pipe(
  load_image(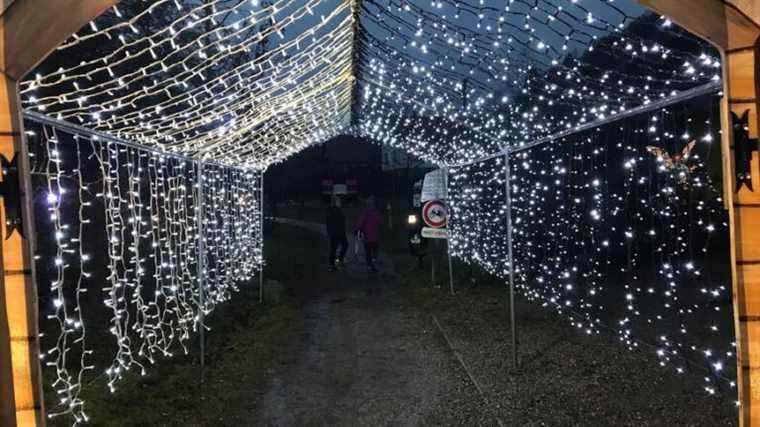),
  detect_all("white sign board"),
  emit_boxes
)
[332,184,347,195]
[421,227,448,239]
[421,169,447,202]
